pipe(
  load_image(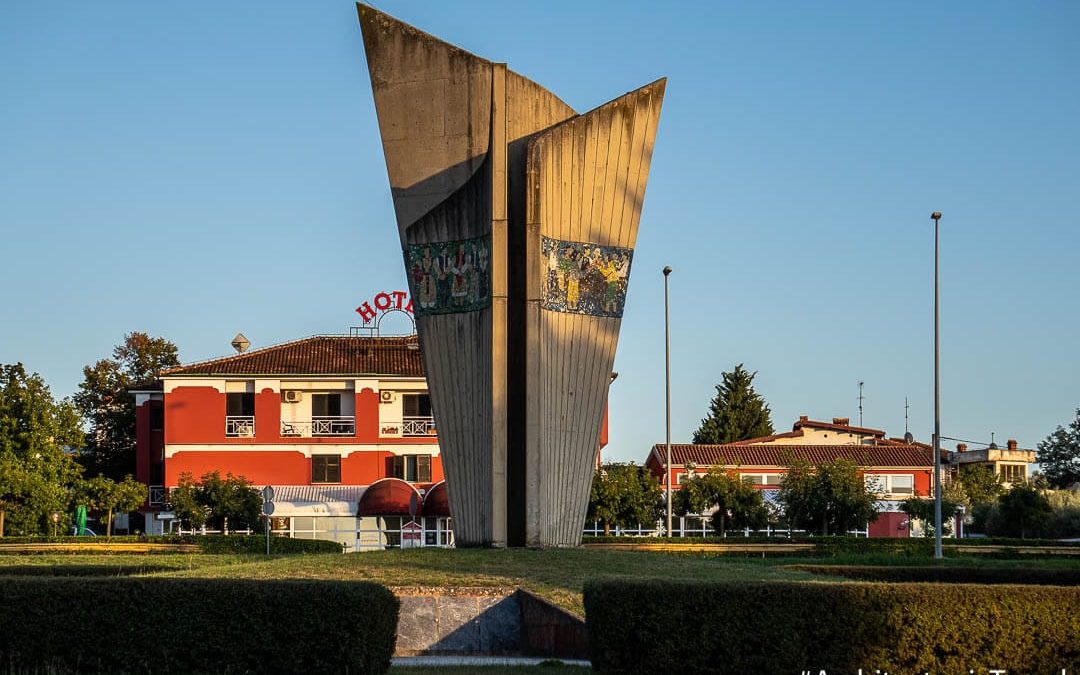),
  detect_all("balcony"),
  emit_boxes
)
[280,416,356,437]
[225,416,255,437]
[402,416,437,437]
